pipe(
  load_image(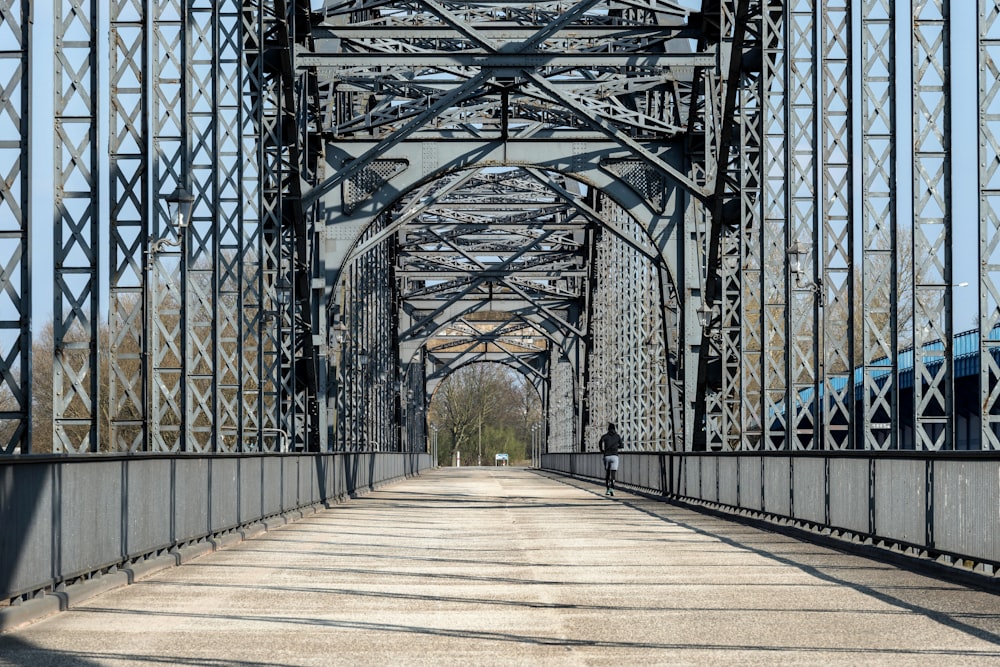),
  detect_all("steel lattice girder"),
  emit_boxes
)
[0,0,30,454]
[395,170,587,387]
[10,0,997,456]
[979,0,1000,449]
[312,0,729,452]
[53,0,101,453]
